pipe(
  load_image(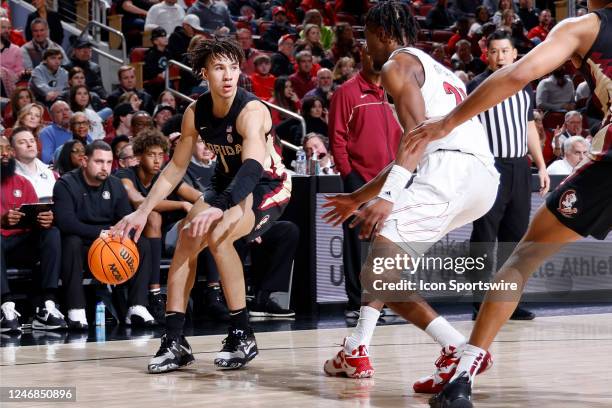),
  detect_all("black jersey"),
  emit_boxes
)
[193,88,291,210]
